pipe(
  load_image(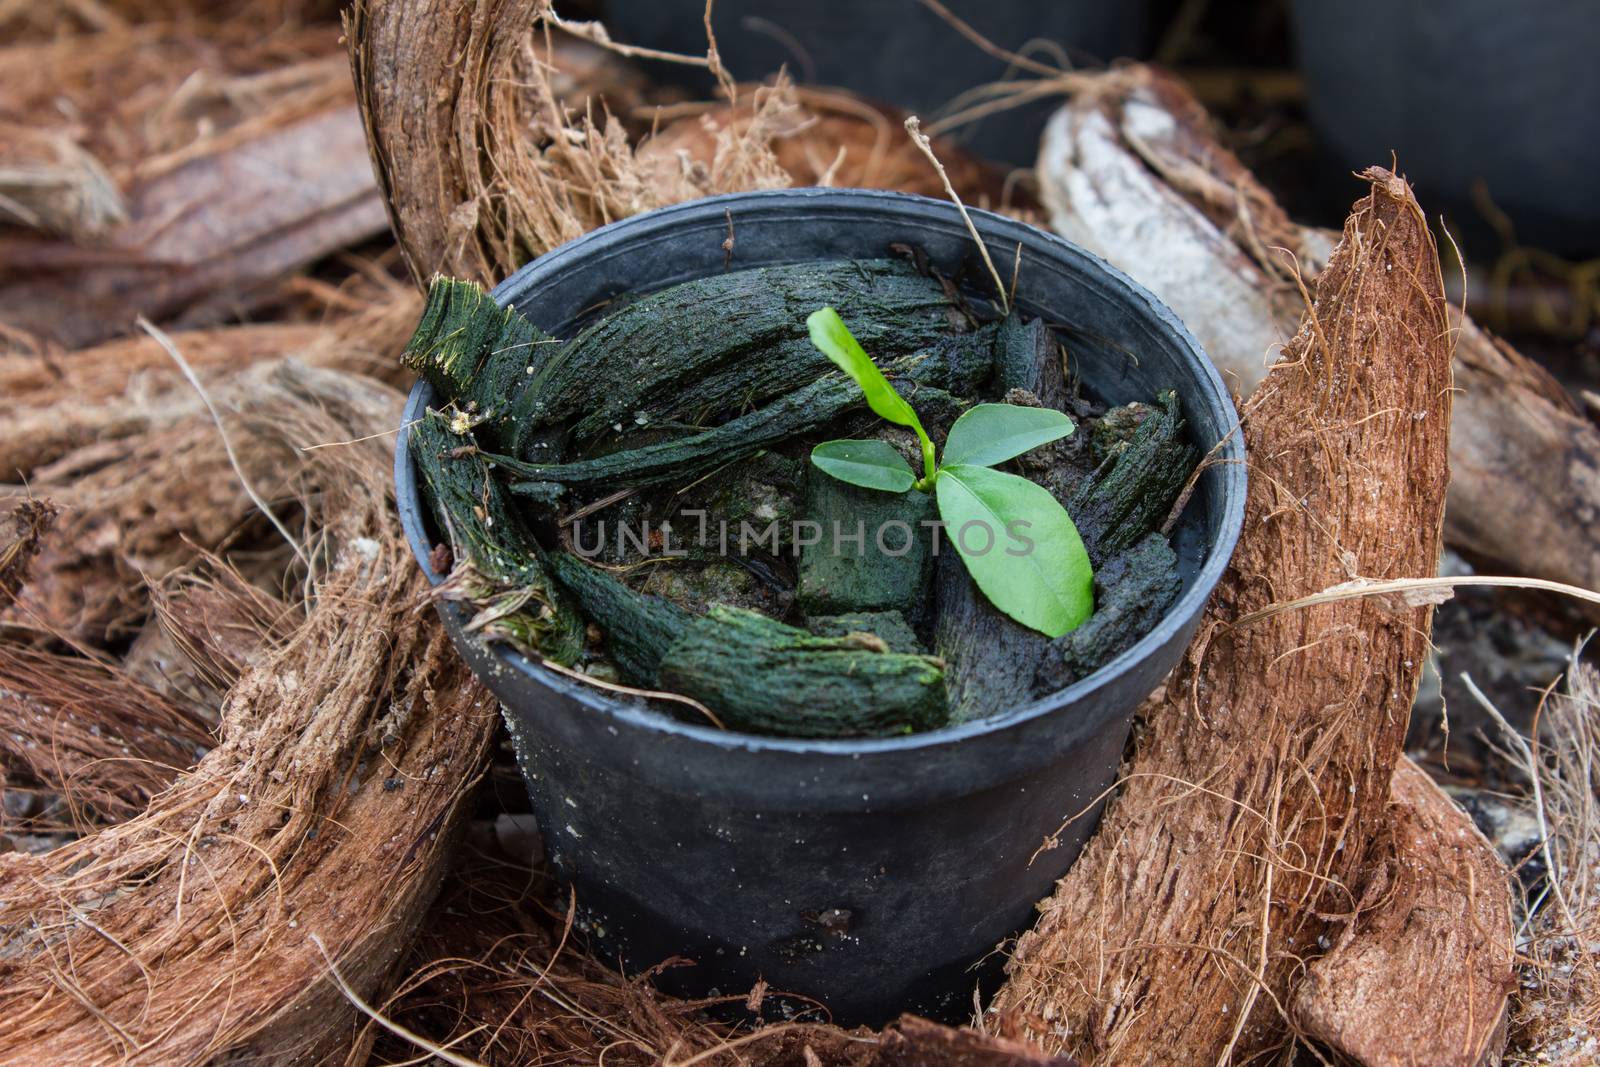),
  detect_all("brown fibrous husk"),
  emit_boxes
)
[994,167,1463,1063]
[0,644,214,834]
[347,0,1031,289]
[0,294,418,647]
[1036,64,1600,617]
[348,0,783,285]
[1290,757,1516,1066]
[0,353,501,1063]
[0,10,379,345]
